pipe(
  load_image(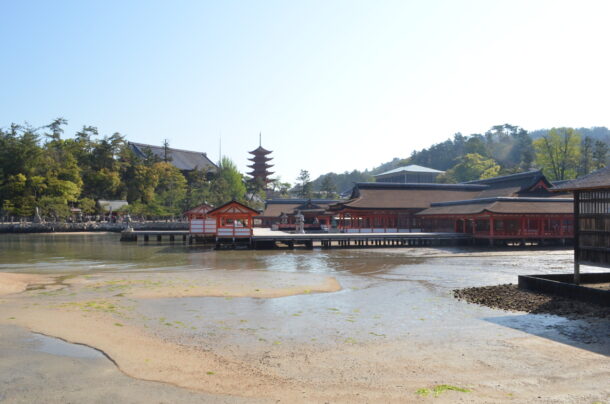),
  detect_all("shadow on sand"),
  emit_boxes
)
[484,313,610,357]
